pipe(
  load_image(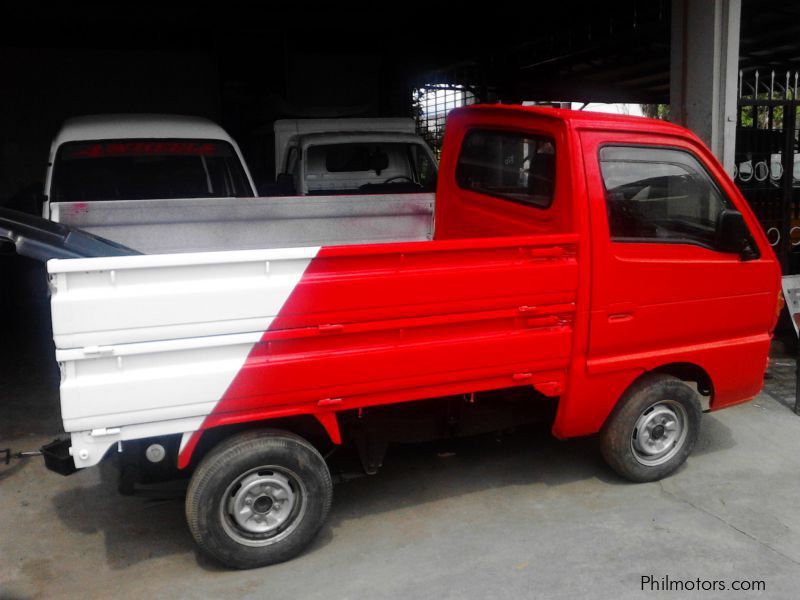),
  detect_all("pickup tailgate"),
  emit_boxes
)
[48,234,579,466]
